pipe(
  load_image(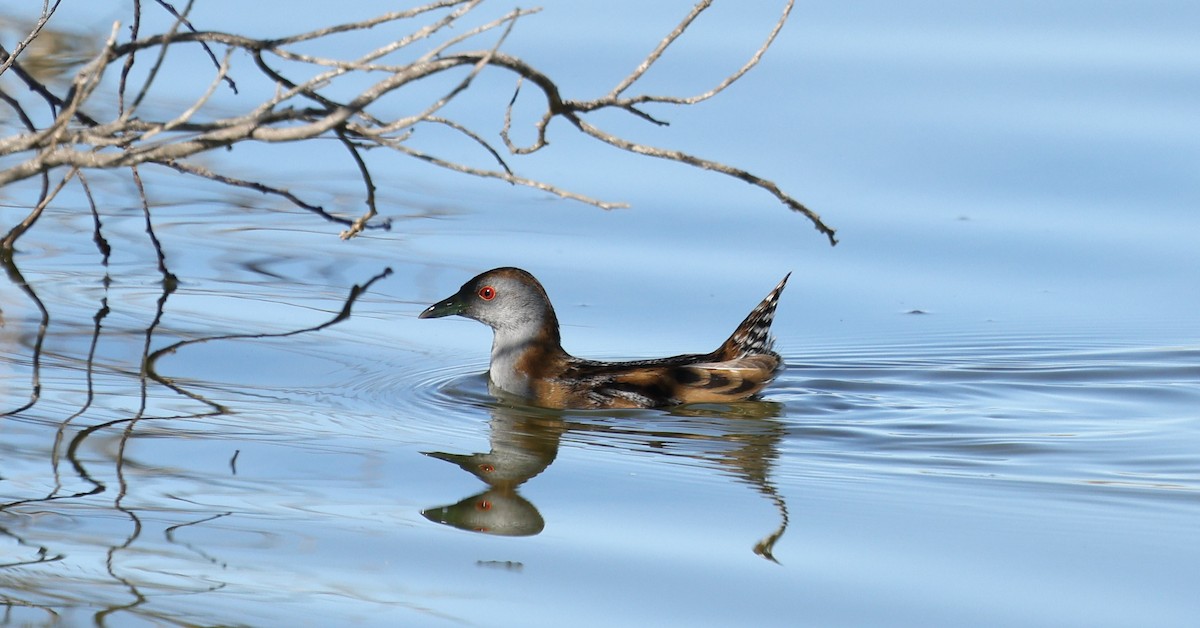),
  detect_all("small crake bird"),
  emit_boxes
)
[419,267,790,409]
